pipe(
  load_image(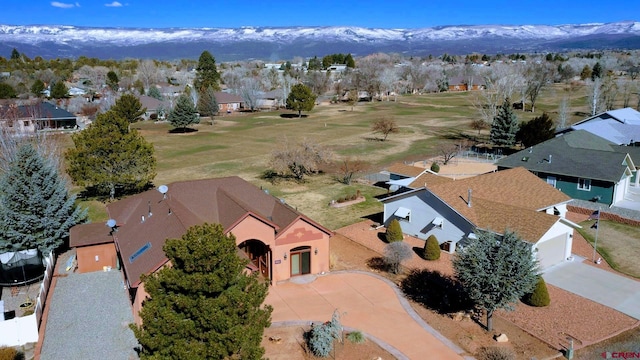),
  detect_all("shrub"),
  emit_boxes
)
[430,162,440,173]
[356,189,361,198]
[307,311,341,357]
[346,330,366,344]
[423,235,441,260]
[385,218,403,243]
[522,277,550,307]
[0,347,18,360]
[350,194,357,201]
[384,241,412,274]
[150,113,158,120]
[477,346,516,360]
